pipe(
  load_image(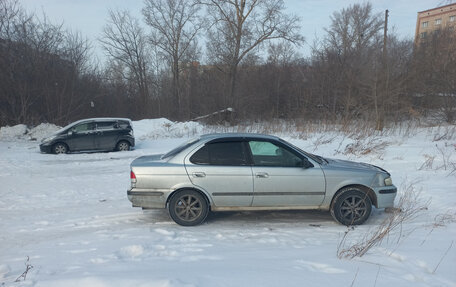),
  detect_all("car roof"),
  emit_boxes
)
[77,117,131,123]
[199,133,281,141]
[66,118,132,126]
